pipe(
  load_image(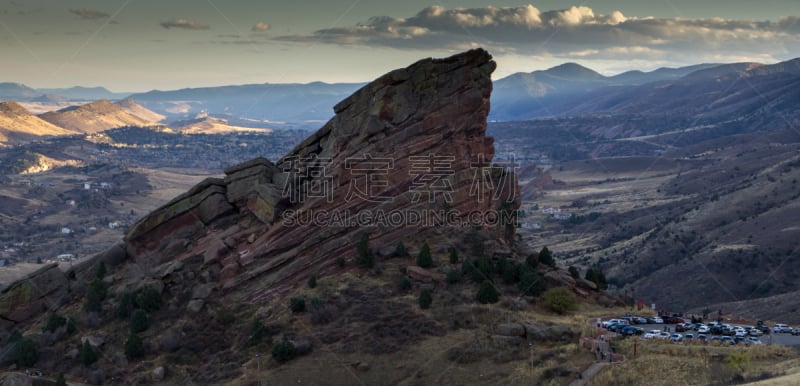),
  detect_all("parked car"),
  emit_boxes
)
[793,328,800,336]
[685,333,694,340]
[602,319,624,328]
[747,337,764,345]
[648,317,664,324]
[756,325,771,334]
[634,316,648,324]
[607,323,624,332]
[675,324,688,332]
[698,325,710,334]
[720,336,736,345]
[670,333,683,342]
[735,328,747,338]
[657,332,670,340]
[749,328,763,336]
[774,324,792,333]
[644,330,660,339]
[620,326,644,336]
[697,334,708,343]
